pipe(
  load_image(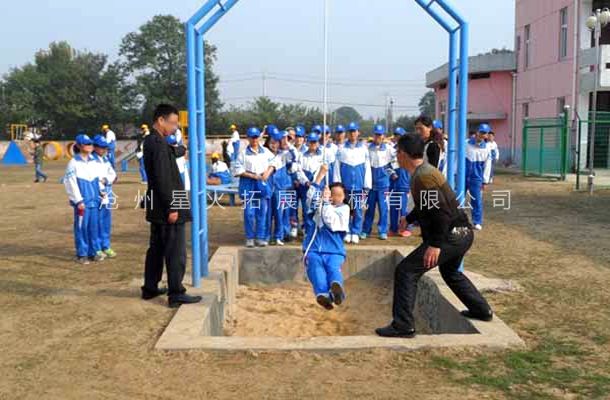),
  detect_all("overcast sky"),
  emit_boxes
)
[1,0,515,119]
